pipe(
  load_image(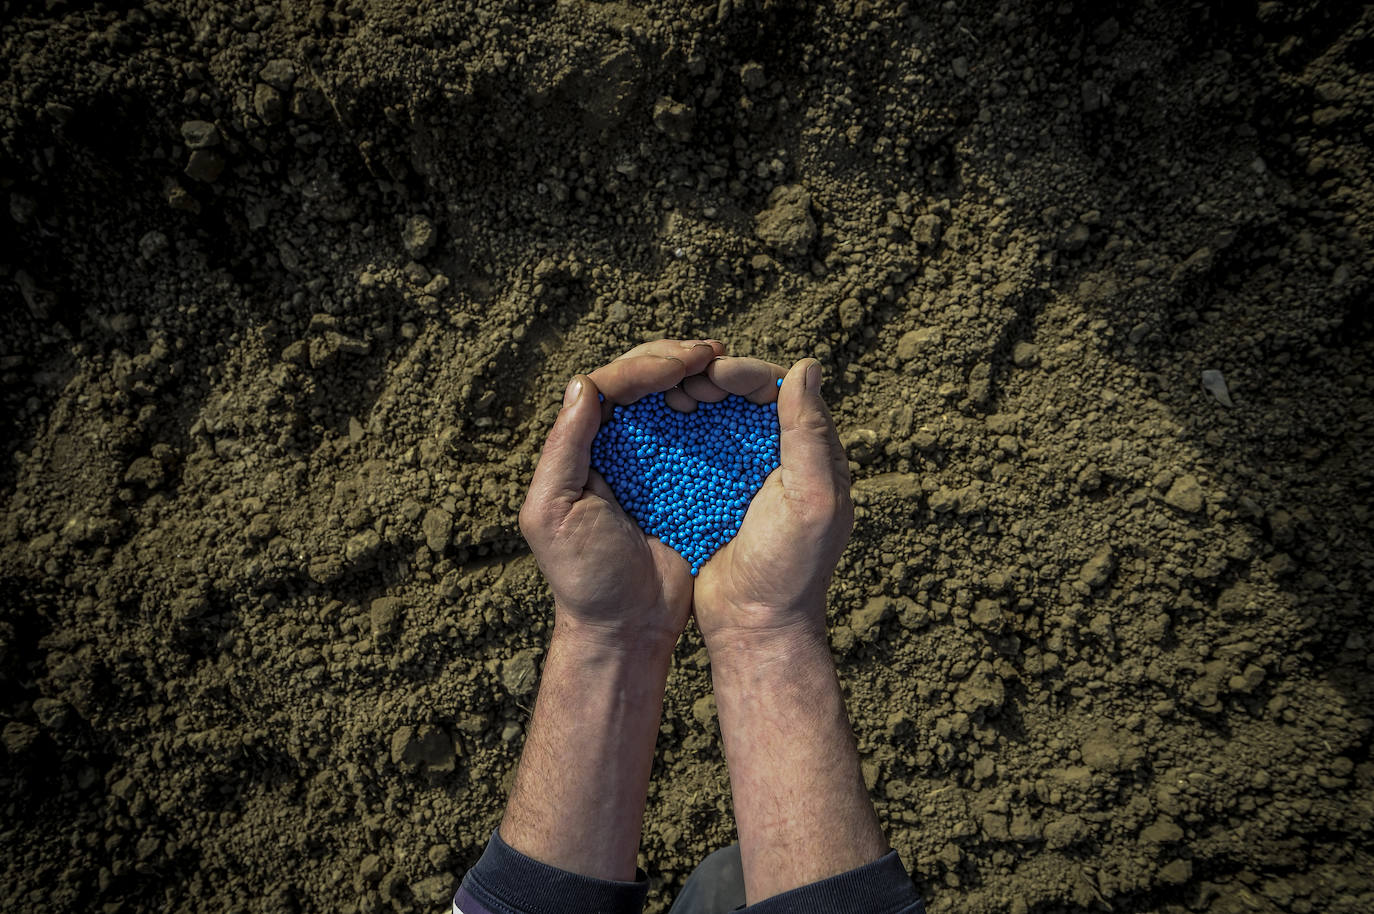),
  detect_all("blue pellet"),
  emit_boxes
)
[590,388,782,575]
